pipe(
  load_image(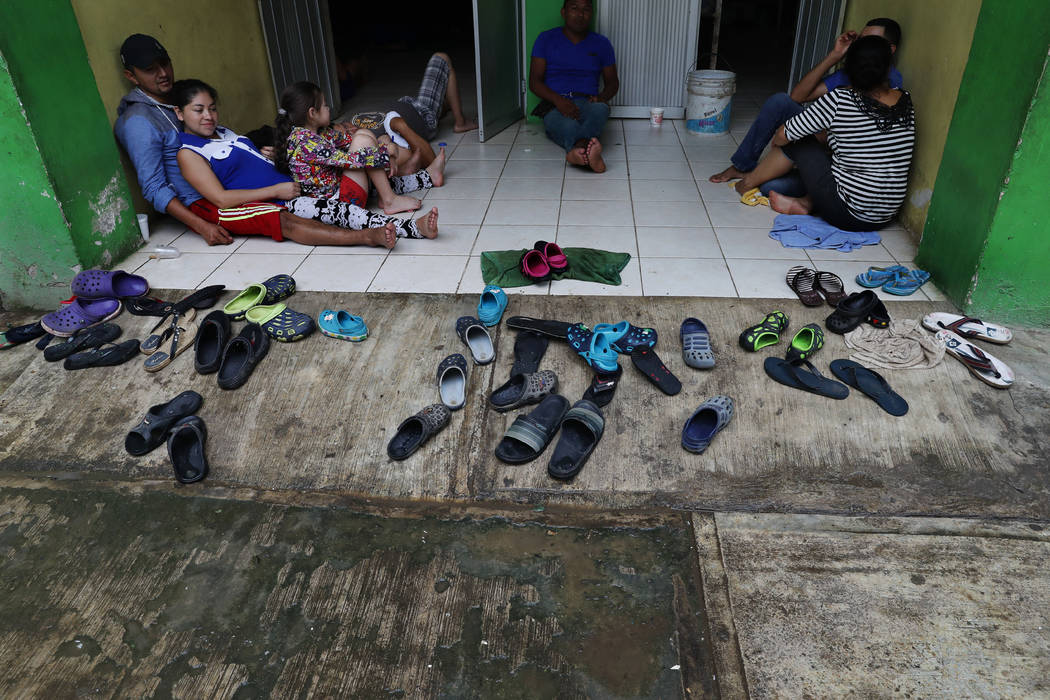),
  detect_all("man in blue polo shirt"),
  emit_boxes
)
[710,17,903,186]
[529,0,619,173]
